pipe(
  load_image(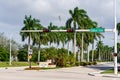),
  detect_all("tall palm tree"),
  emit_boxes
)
[77,9,90,62]
[96,40,104,61]
[48,23,60,48]
[20,15,40,61]
[89,21,104,61]
[66,7,79,57]
[66,7,88,58]
[32,23,44,62]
